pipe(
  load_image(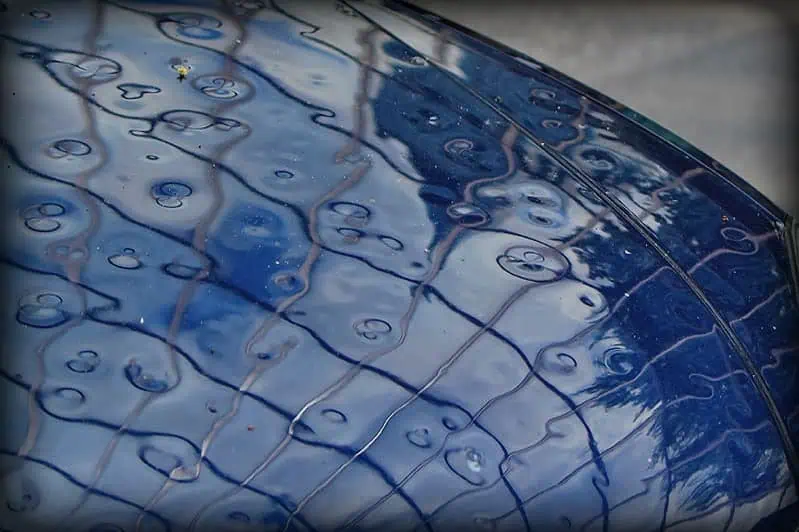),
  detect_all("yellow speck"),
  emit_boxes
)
[175,65,190,77]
